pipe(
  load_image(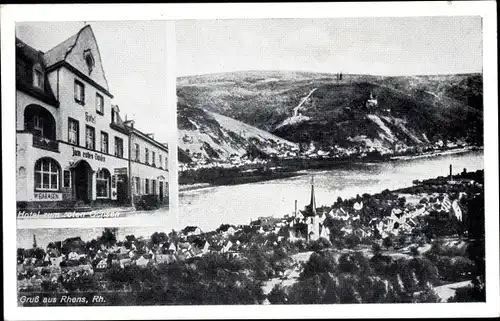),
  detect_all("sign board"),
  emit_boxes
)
[114,167,128,175]
[34,192,63,201]
[72,147,106,162]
